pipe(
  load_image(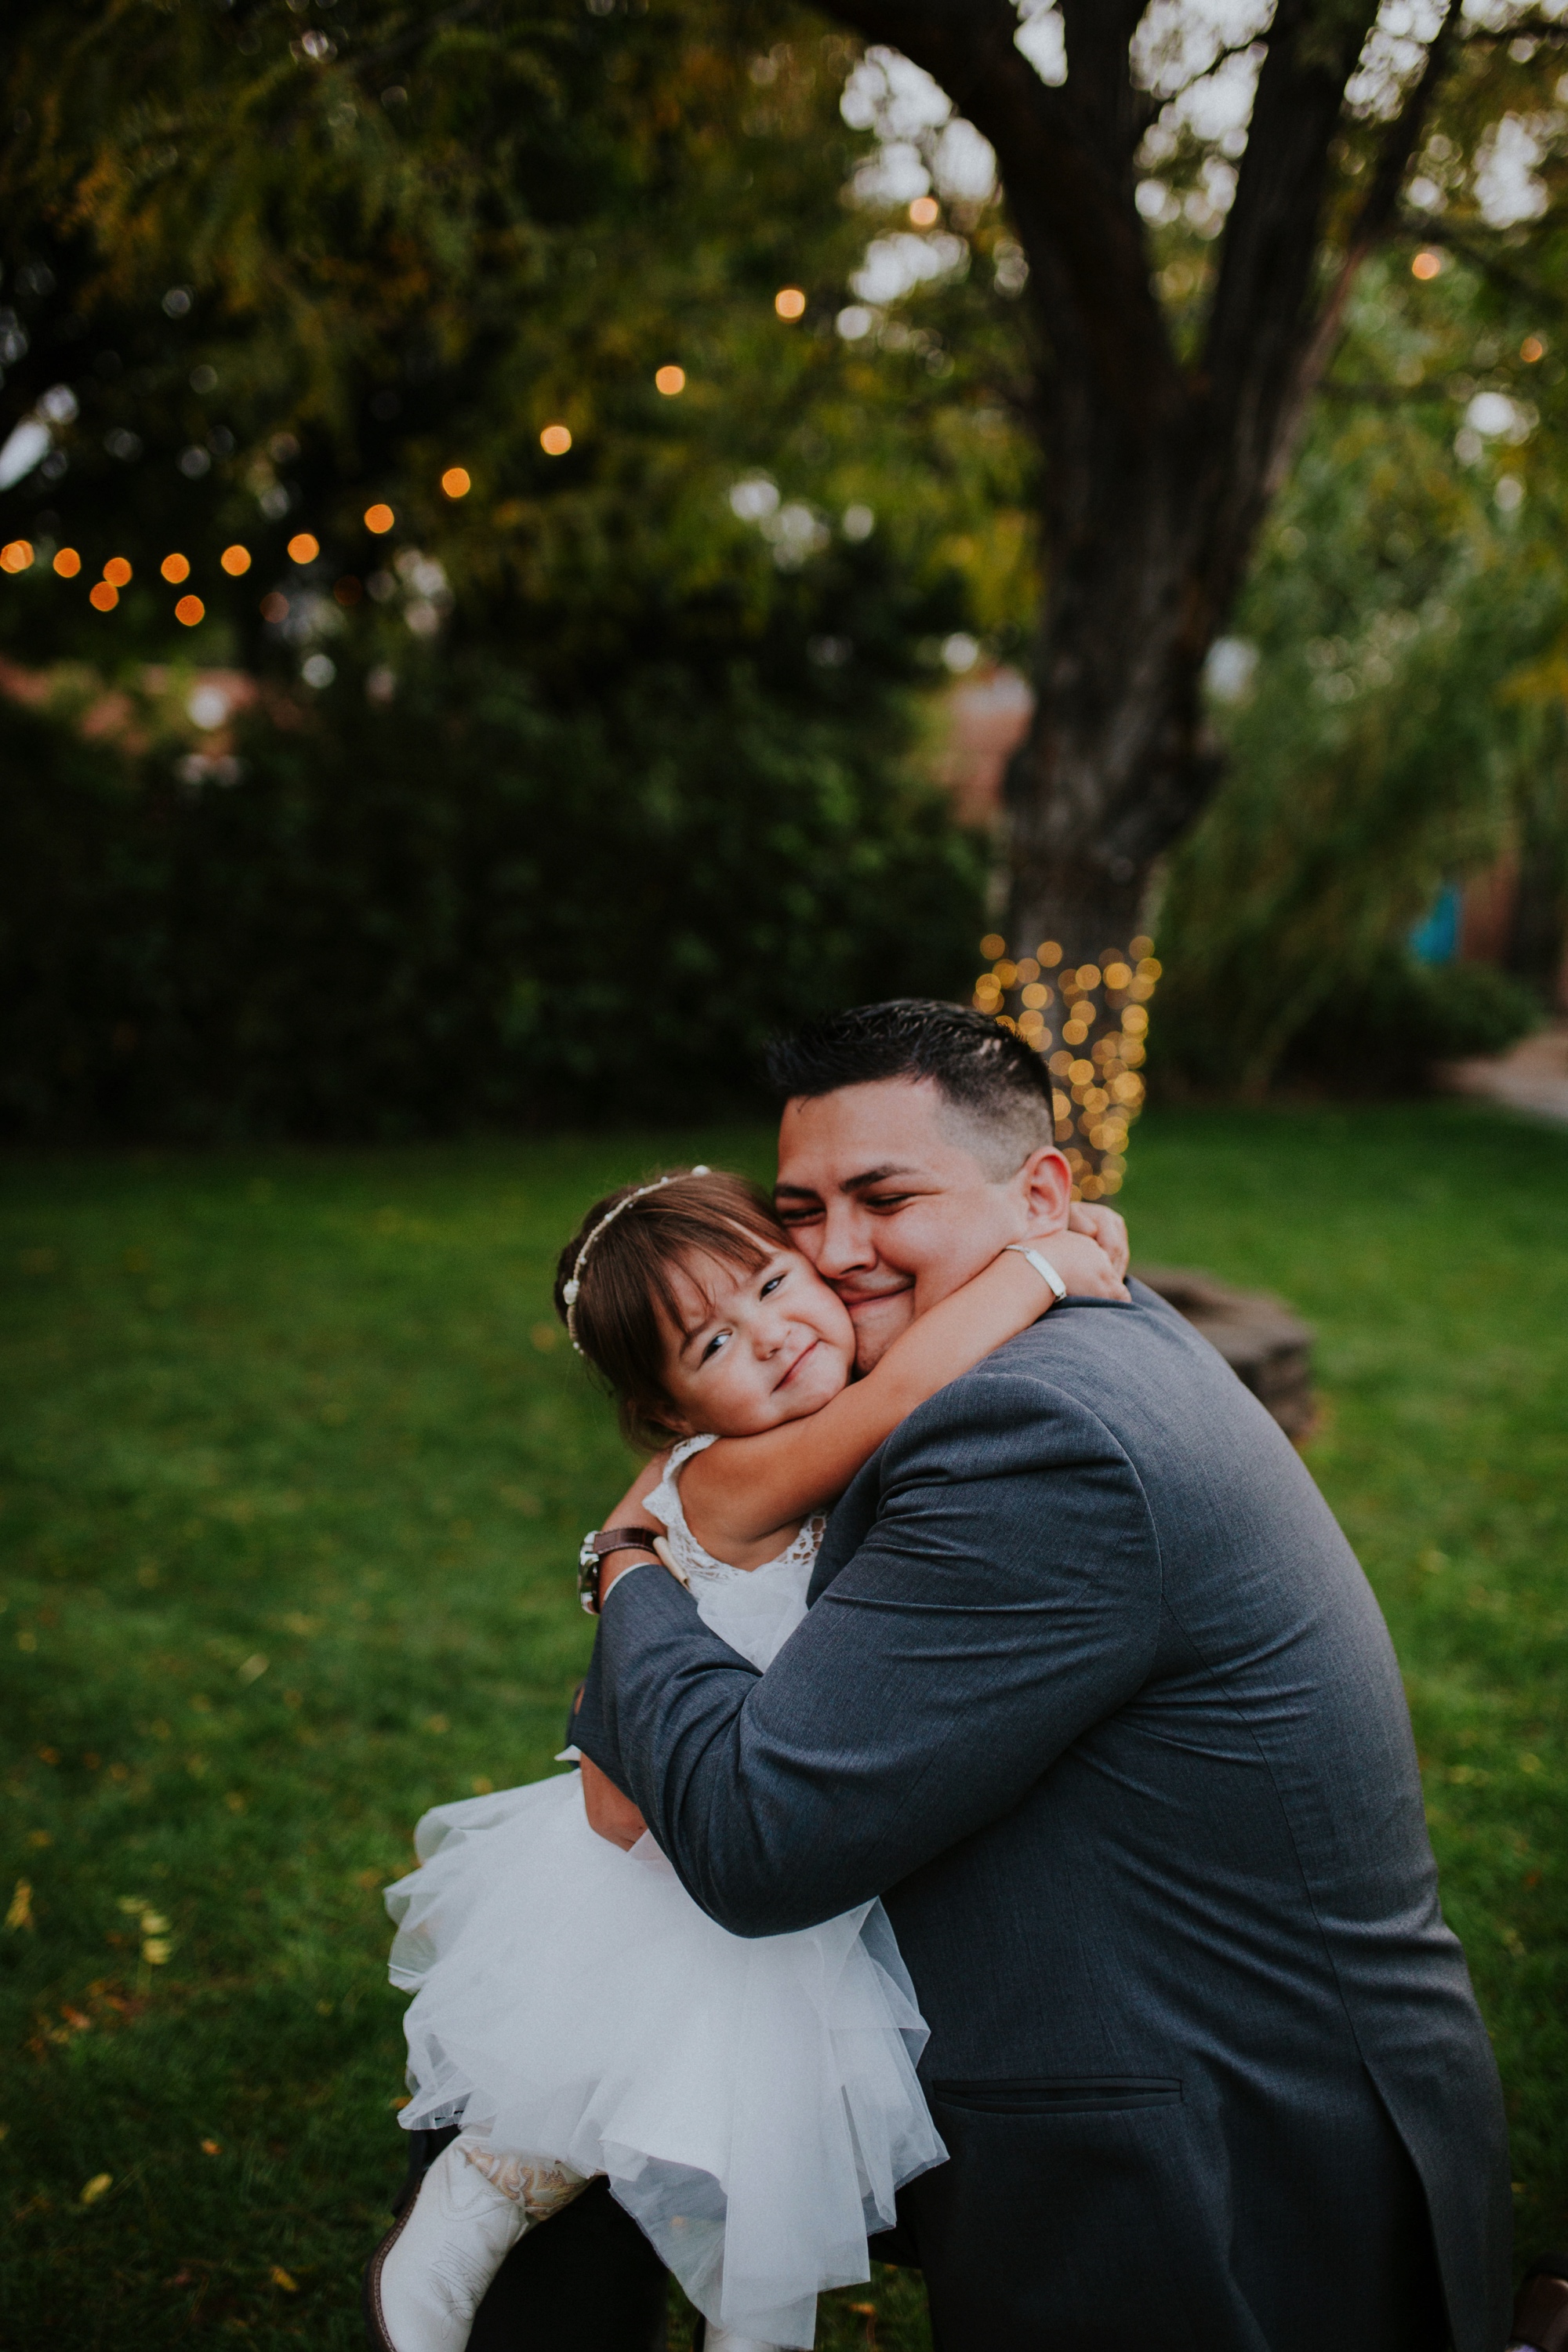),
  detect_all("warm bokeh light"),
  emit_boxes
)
[53,547,81,578]
[287,532,320,564]
[979,932,1005,959]
[260,590,289,622]
[1411,250,1443,281]
[1521,335,1545,363]
[174,594,205,626]
[655,365,686,396]
[539,424,572,456]
[441,466,471,498]
[364,504,395,534]
[908,196,939,227]
[161,553,191,583]
[0,539,34,573]
[966,933,1163,1192]
[774,287,806,320]
[220,544,252,575]
[103,557,133,587]
[89,581,118,611]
